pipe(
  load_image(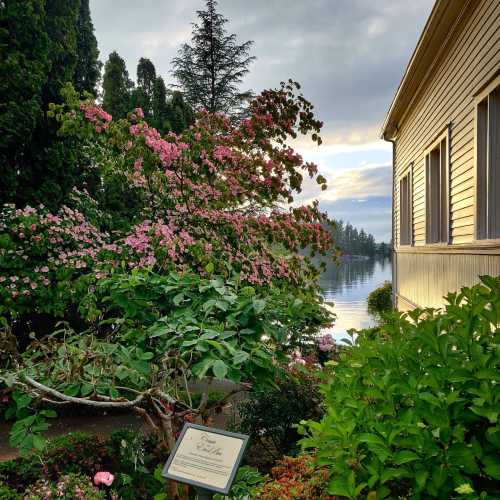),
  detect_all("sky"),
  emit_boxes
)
[89,0,435,242]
